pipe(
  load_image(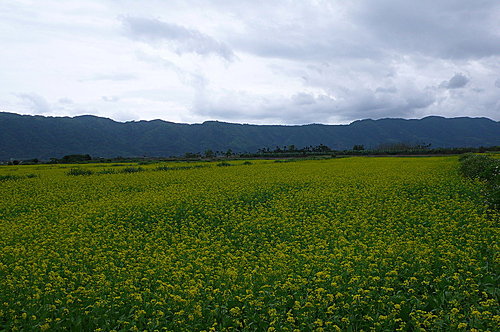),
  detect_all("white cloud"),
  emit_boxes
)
[101,96,119,102]
[58,97,73,104]
[0,0,499,124]
[122,16,235,61]
[82,73,138,82]
[16,93,51,114]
